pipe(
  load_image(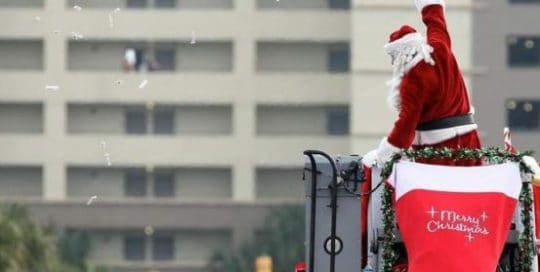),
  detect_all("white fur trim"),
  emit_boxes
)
[384,33,435,112]
[391,161,521,201]
[386,54,424,112]
[377,137,401,164]
[523,156,540,175]
[412,124,477,145]
[415,0,445,12]
[384,33,423,55]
